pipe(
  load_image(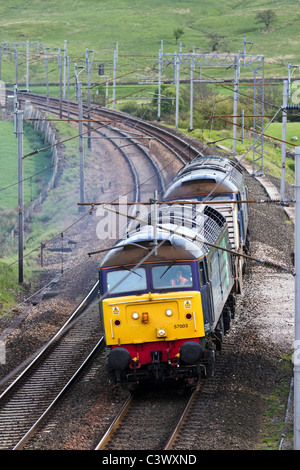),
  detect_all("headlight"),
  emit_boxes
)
[165,309,173,317]
[132,312,139,320]
[157,328,166,337]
